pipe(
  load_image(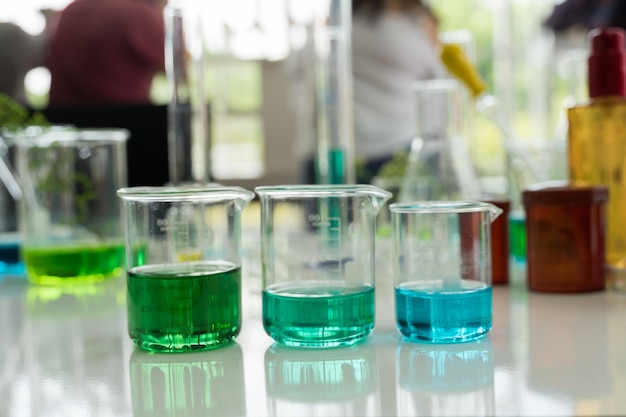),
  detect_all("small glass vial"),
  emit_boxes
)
[523,181,608,293]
